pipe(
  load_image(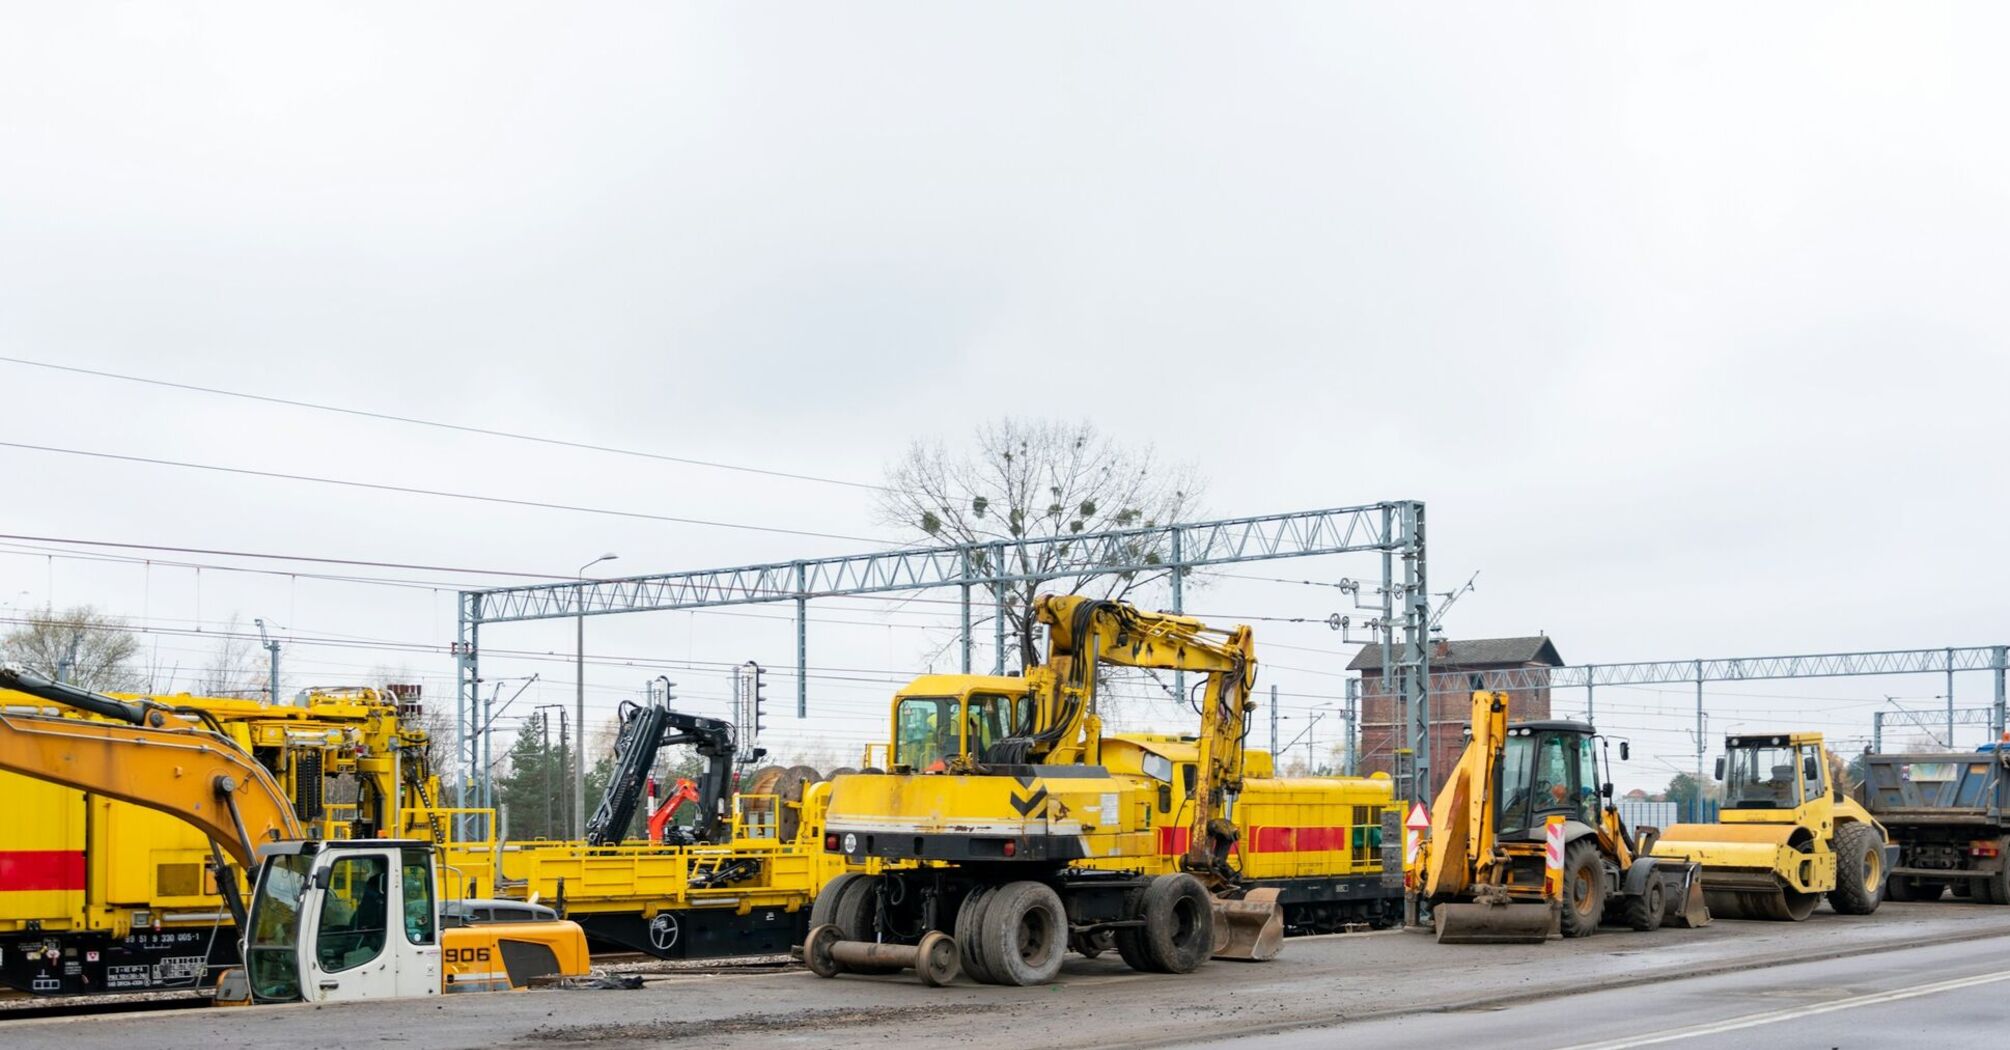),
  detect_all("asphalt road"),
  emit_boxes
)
[6,901,2009,1049]
[1172,929,2010,1050]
